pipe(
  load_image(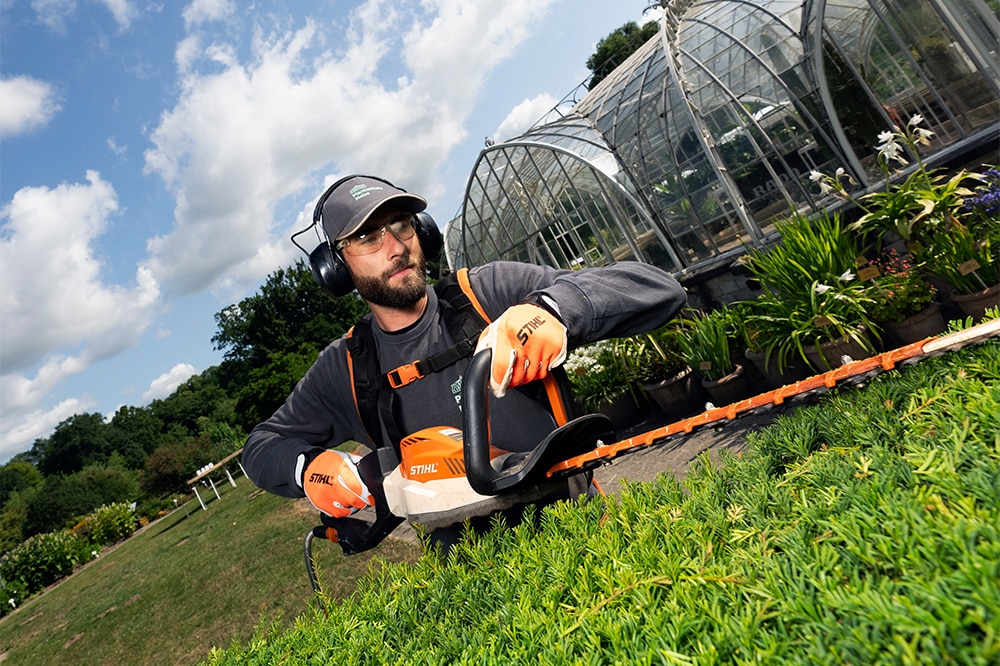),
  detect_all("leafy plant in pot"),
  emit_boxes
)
[746,272,879,373]
[814,118,997,320]
[564,340,651,429]
[673,307,751,406]
[620,325,700,418]
[739,210,876,375]
[864,248,946,344]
